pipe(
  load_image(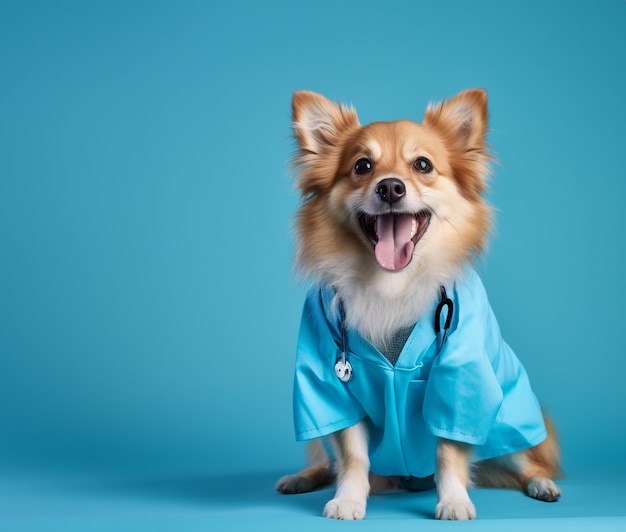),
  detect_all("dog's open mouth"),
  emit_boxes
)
[358,211,431,271]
